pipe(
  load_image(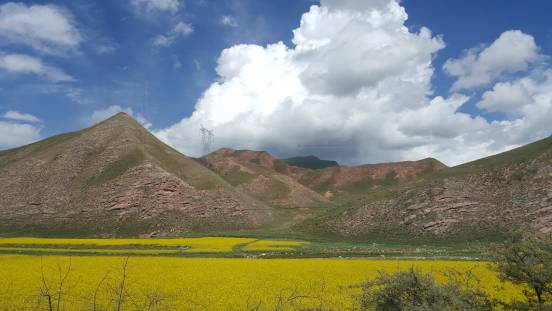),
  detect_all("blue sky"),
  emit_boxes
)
[1,0,551,165]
